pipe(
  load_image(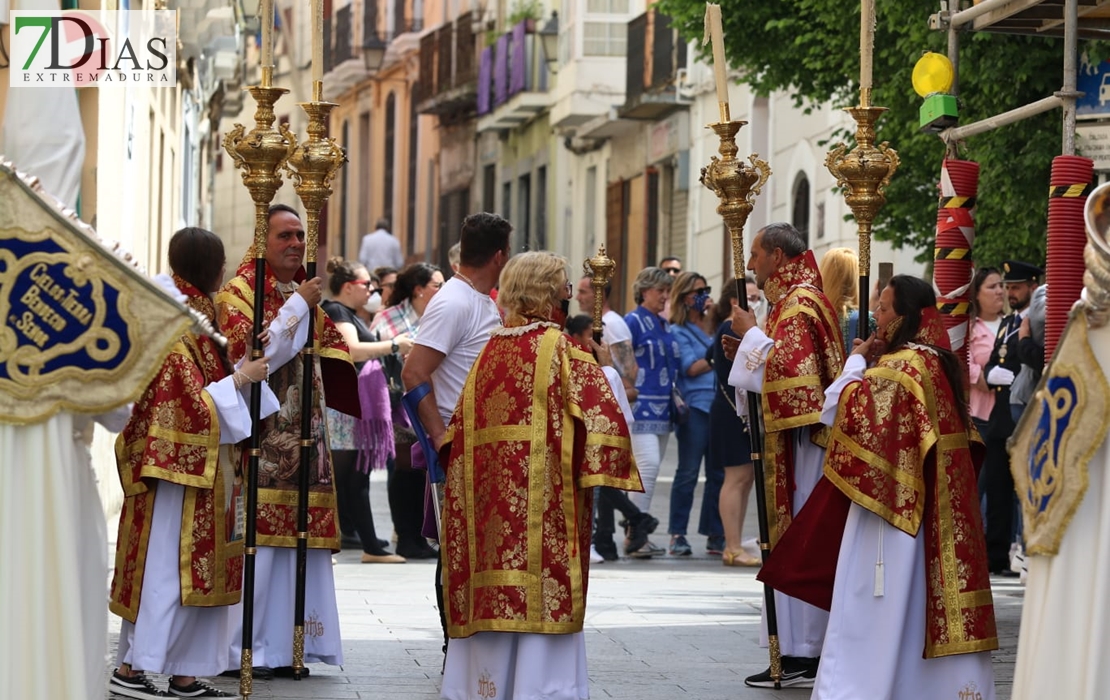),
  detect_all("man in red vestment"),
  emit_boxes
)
[438,251,641,700]
[727,222,844,688]
[216,204,359,675]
